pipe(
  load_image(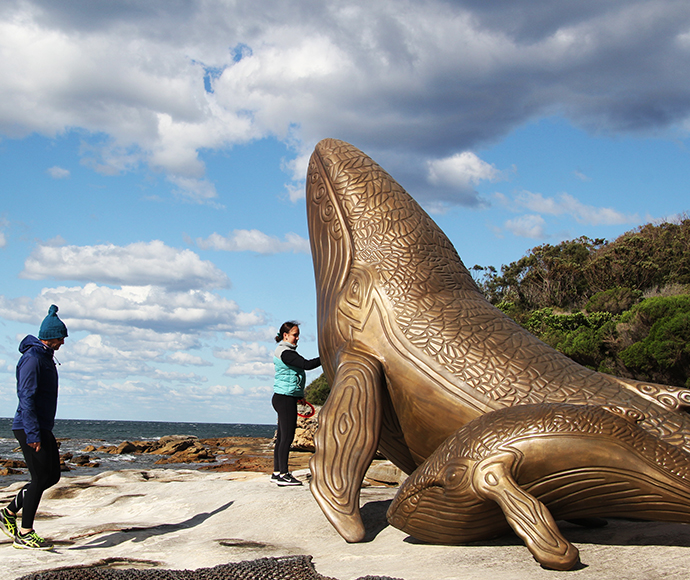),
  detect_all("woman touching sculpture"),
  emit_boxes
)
[271,321,321,486]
